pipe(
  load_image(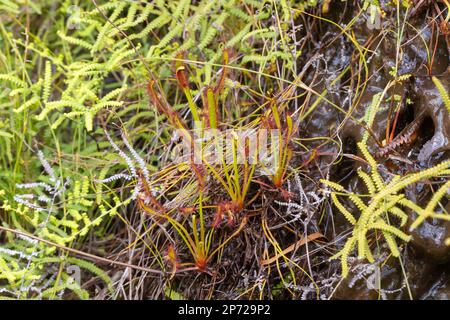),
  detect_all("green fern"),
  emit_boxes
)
[321,141,450,278]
